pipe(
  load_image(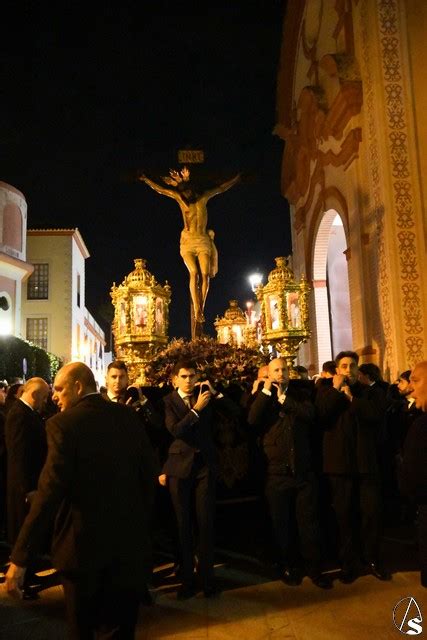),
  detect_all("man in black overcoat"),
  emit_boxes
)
[162,359,240,599]
[401,361,427,588]
[315,350,390,583]
[248,358,330,588]
[4,362,157,639]
[5,377,50,547]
